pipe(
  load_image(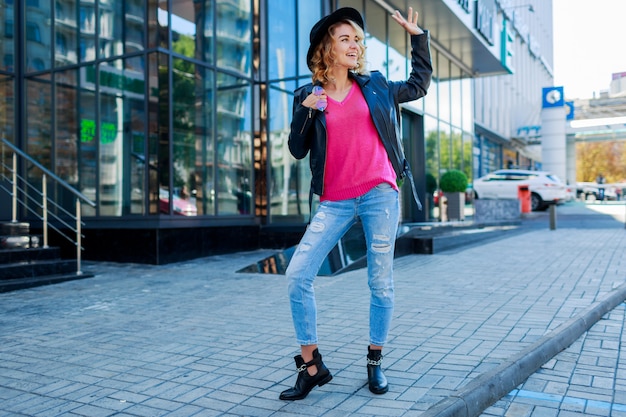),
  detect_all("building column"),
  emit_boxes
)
[540,87,566,181]
[566,138,577,187]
